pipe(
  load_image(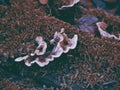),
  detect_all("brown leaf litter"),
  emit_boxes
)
[0,0,120,89]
